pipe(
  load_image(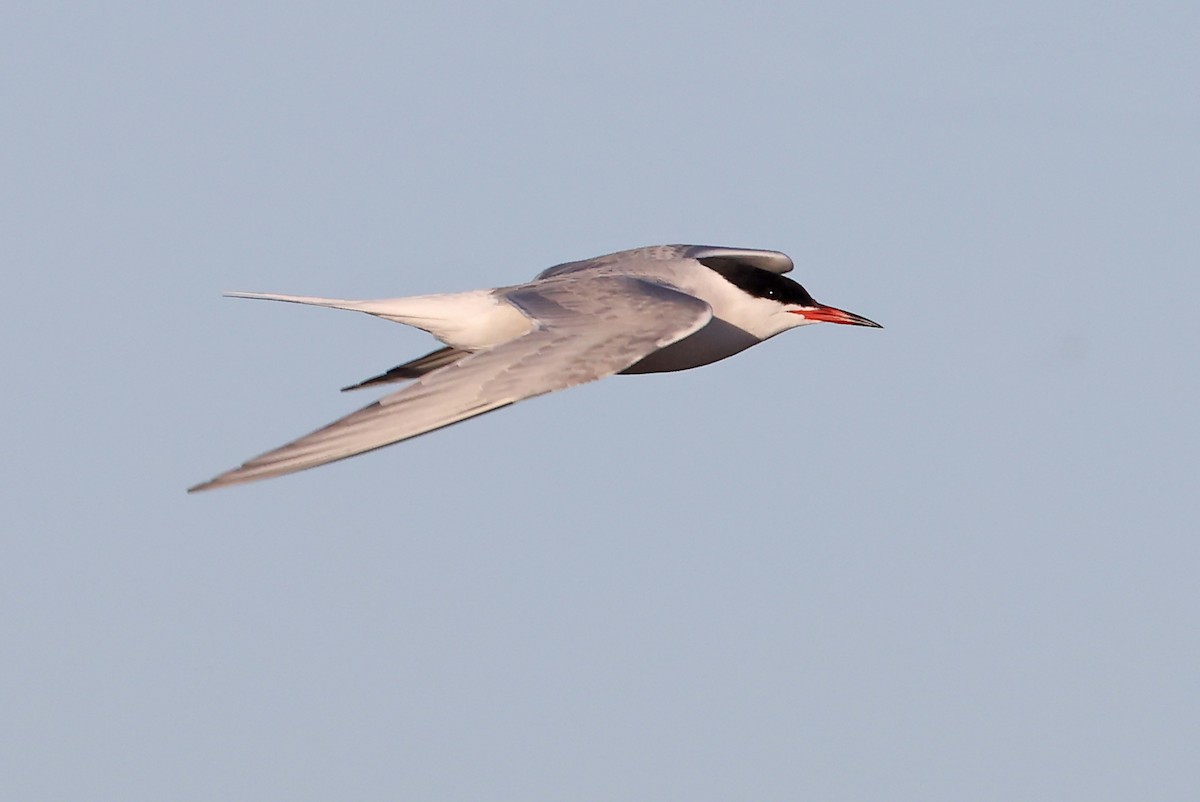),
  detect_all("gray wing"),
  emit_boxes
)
[684,245,793,274]
[189,276,712,491]
[536,244,792,279]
